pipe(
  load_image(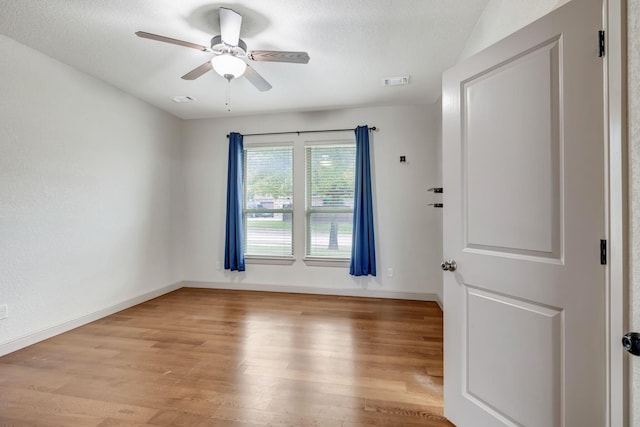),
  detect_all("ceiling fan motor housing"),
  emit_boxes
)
[210,35,247,56]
